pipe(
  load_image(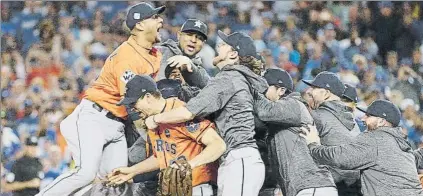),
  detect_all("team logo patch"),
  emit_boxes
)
[185,121,200,133]
[194,20,204,28]
[120,70,135,83]
[165,129,170,138]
